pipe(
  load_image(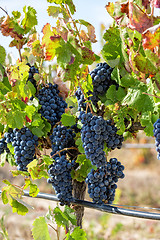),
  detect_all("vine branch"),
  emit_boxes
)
[0,6,8,15]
